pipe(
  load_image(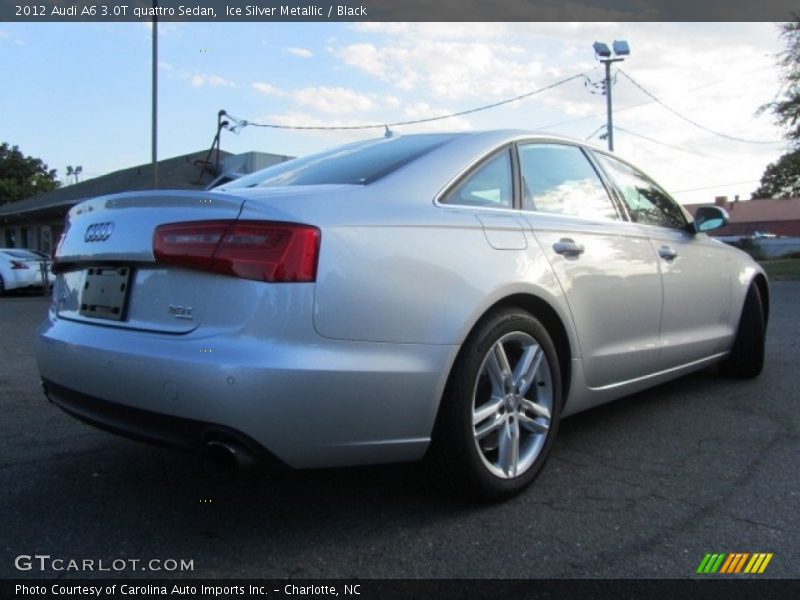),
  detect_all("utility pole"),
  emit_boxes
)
[592,41,630,152]
[603,59,616,151]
